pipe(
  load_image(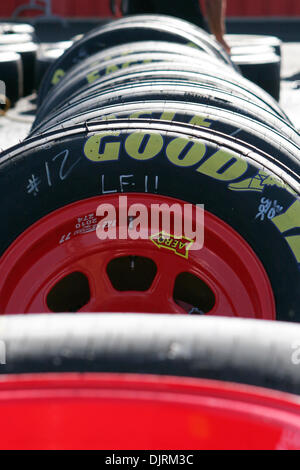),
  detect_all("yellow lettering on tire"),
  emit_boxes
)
[130,111,175,121]
[130,111,154,119]
[271,199,300,233]
[166,138,206,167]
[121,61,132,69]
[285,236,300,263]
[51,69,65,85]
[271,199,300,263]
[186,41,200,49]
[84,132,121,162]
[189,115,212,128]
[197,149,248,182]
[86,70,100,84]
[105,64,119,75]
[125,132,164,160]
[160,112,176,121]
[101,114,117,121]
